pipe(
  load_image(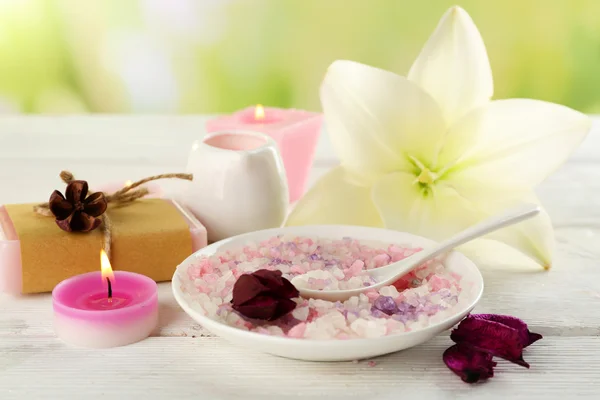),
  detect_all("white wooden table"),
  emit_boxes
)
[1,116,599,399]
